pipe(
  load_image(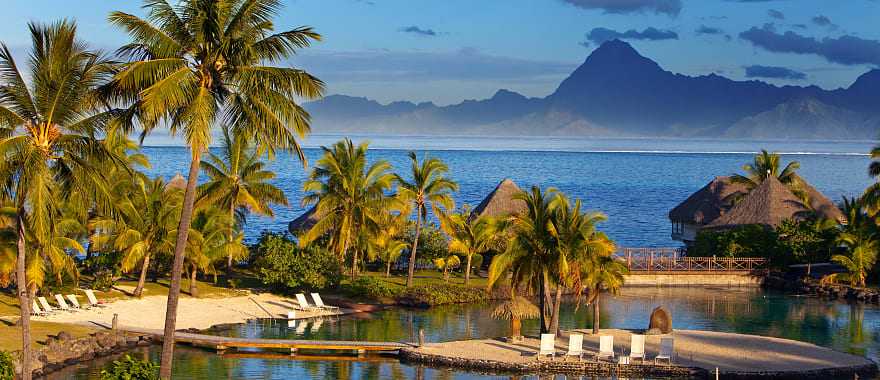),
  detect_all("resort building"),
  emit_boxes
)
[469,178,527,220]
[669,175,843,246]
